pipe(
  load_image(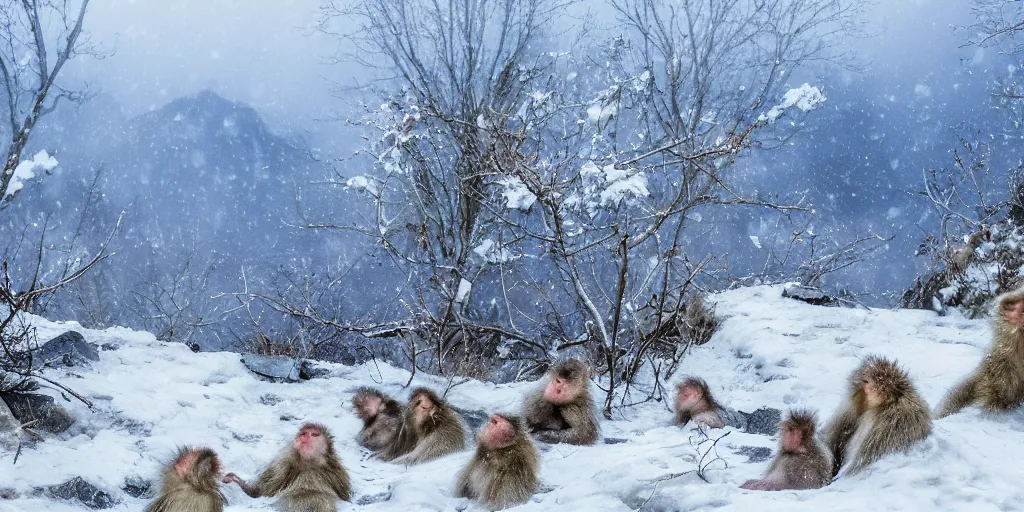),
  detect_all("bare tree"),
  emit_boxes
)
[300,0,864,411]
[0,0,98,206]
